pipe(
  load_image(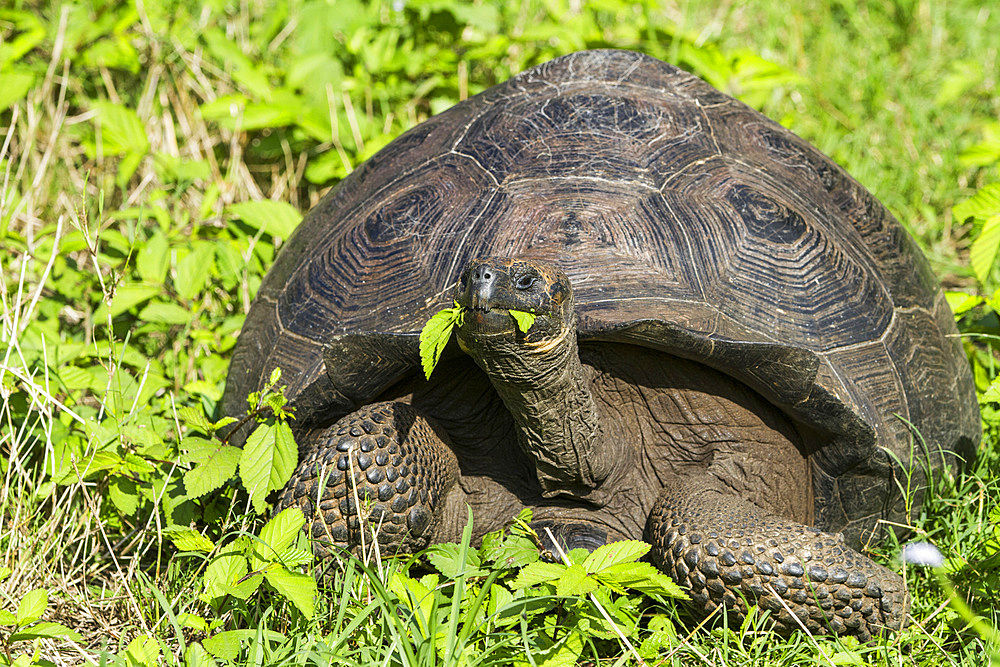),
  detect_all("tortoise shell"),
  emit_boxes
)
[223,50,979,544]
